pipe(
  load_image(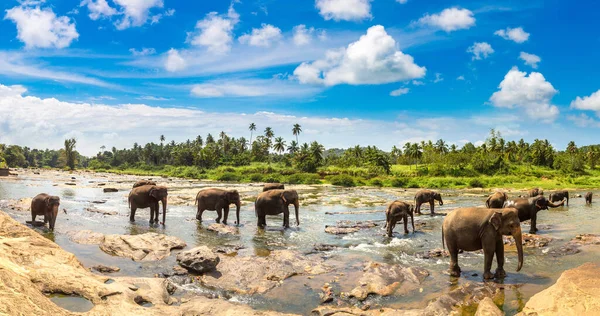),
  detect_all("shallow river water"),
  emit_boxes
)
[1,170,599,315]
